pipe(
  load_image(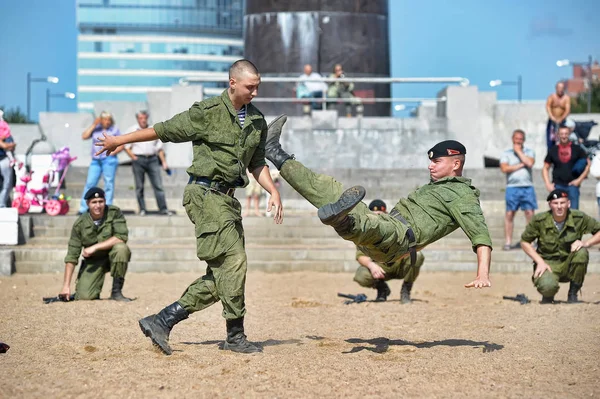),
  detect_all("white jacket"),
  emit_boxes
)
[590,154,600,197]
